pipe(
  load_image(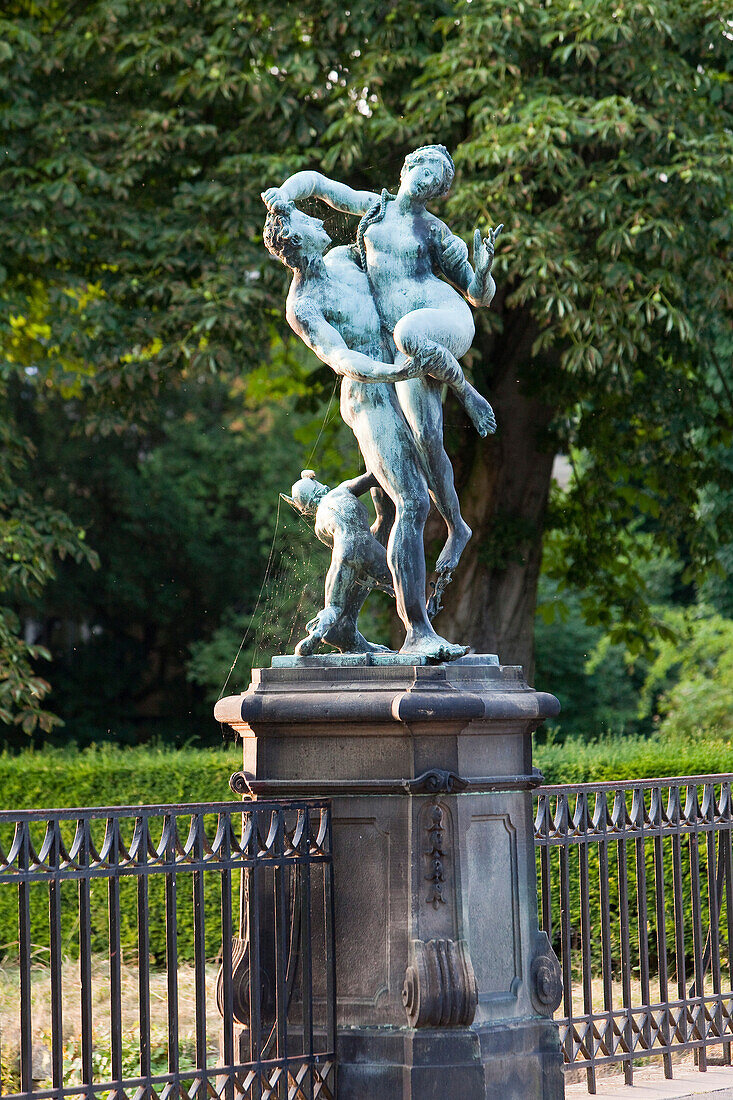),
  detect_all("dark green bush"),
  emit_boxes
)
[0,744,241,961]
[535,732,733,786]
[535,734,733,979]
